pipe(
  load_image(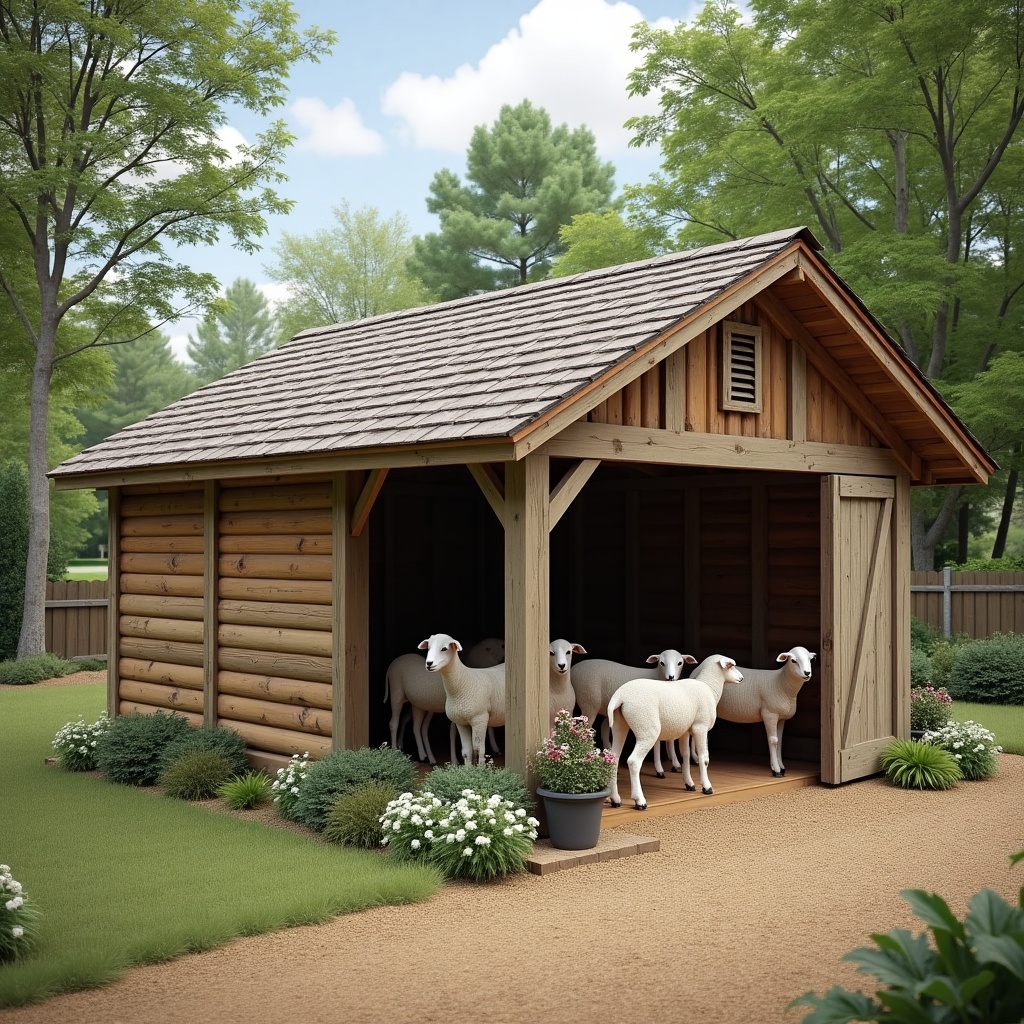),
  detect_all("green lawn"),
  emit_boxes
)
[0,684,441,1008]
[951,701,1024,755]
